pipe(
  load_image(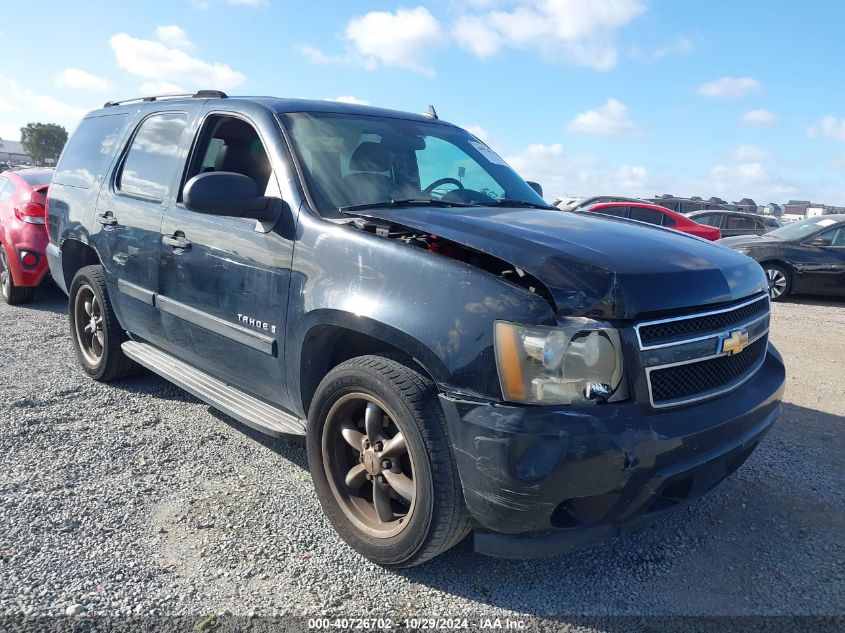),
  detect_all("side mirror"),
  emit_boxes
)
[184,172,274,220]
[526,181,543,198]
[808,236,832,247]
